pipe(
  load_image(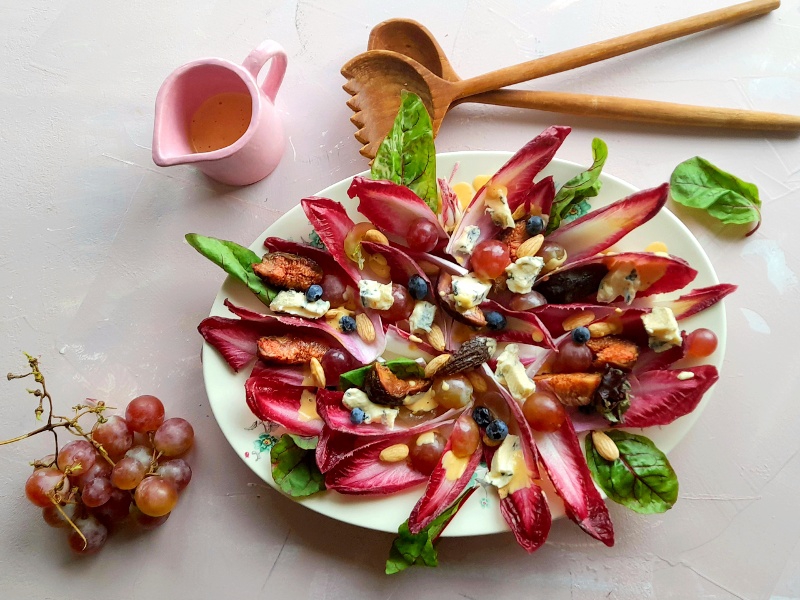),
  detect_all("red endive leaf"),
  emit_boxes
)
[263,237,354,285]
[348,177,448,250]
[316,427,369,473]
[534,420,614,546]
[223,299,385,364]
[361,241,434,296]
[624,365,718,427]
[438,177,460,231]
[316,388,461,437]
[546,184,668,264]
[198,316,266,372]
[524,176,556,216]
[385,325,438,358]
[300,196,362,283]
[654,283,737,320]
[498,482,552,553]
[407,411,483,533]
[244,377,322,437]
[447,126,570,266]
[529,303,621,339]
[250,361,308,387]
[480,300,555,349]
